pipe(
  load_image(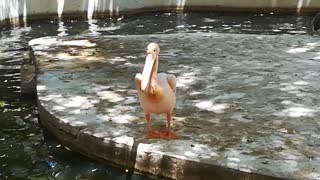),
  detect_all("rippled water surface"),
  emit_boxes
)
[0,12,316,179]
